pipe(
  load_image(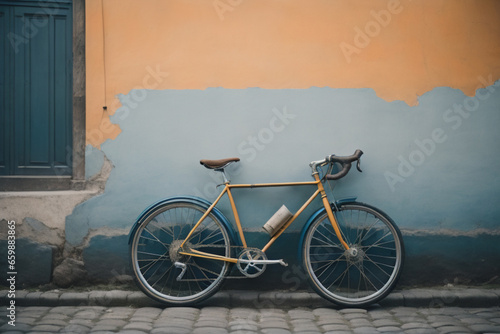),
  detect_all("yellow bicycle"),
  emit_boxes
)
[129,150,405,307]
